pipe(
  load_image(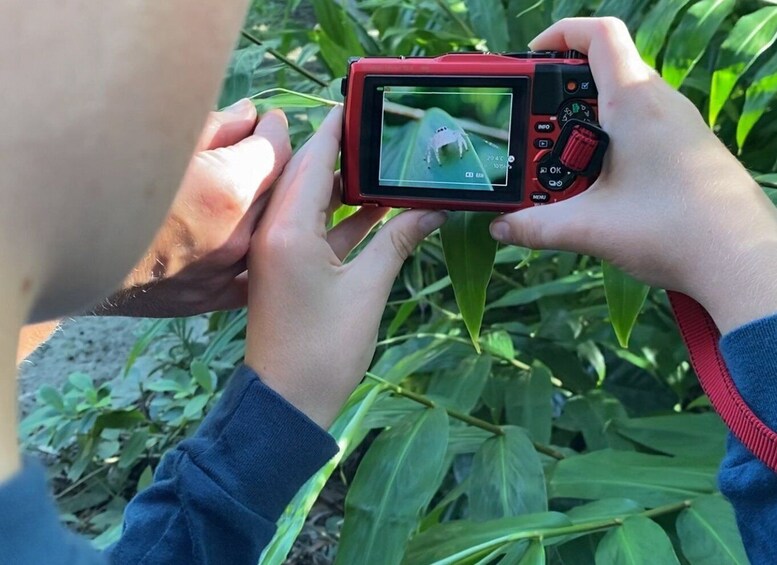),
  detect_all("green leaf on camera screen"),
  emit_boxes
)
[596,515,680,565]
[602,261,649,348]
[468,426,548,521]
[709,6,777,127]
[335,407,449,565]
[441,211,498,350]
[661,0,735,89]
[737,50,777,151]
[676,495,748,565]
